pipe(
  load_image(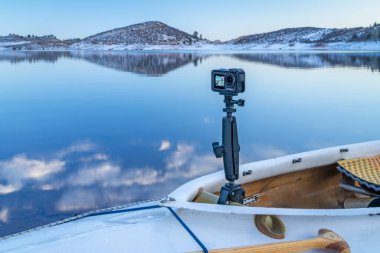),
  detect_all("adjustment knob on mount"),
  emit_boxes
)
[212,142,224,158]
[237,99,245,107]
[231,99,245,107]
